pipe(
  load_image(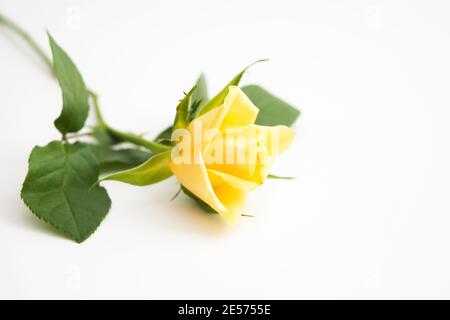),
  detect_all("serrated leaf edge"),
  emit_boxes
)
[20,143,112,243]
